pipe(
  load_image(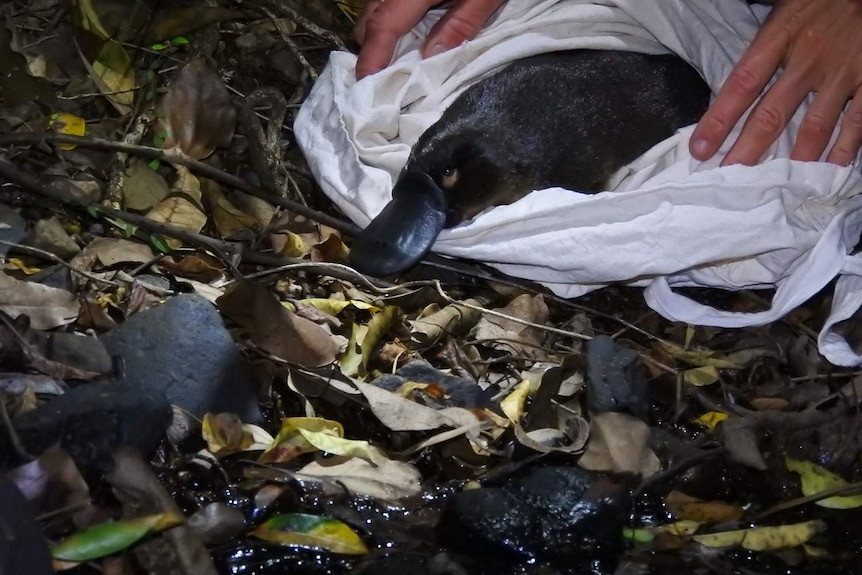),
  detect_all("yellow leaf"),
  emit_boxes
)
[297,298,379,316]
[202,412,252,453]
[500,380,535,423]
[786,458,862,509]
[254,513,368,555]
[657,520,702,536]
[683,365,719,386]
[694,411,728,429]
[297,428,382,463]
[79,40,135,115]
[201,413,272,454]
[338,305,401,378]
[661,342,740,369]
[693,520,825,551]
[275,229,307,258]
[50,113,86,150]
[7,258,42,275]
[665,491,744,523]
[259,417,343,463]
